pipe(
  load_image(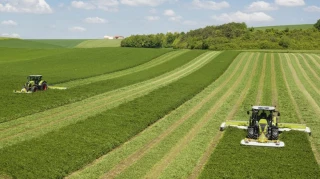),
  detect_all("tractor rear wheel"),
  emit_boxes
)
[42,83,48,91]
